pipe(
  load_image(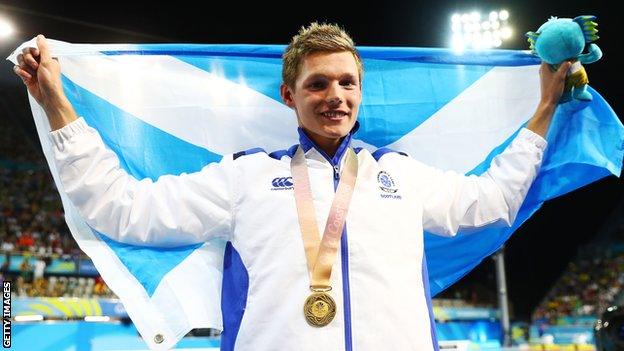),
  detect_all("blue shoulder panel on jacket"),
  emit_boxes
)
[371,148,408,161]
[233,147,266,160]
[268,145,298,160]
[233,145,301,161]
